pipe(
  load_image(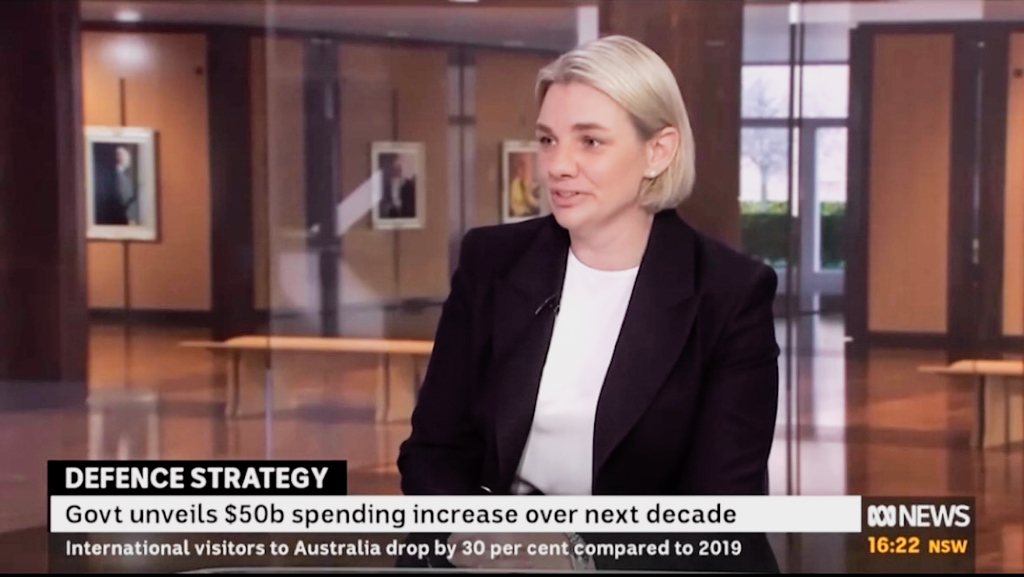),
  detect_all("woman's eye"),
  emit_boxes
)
[583,137,600,147]
[537,136,553,146]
